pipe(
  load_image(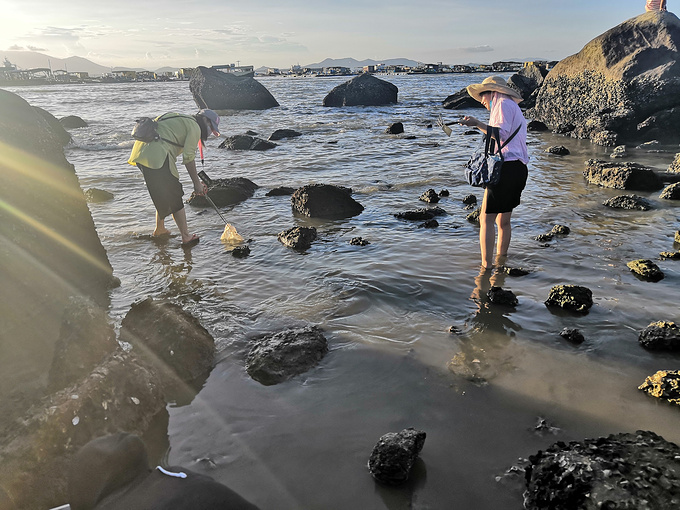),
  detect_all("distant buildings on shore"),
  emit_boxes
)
[1,57,558,85]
